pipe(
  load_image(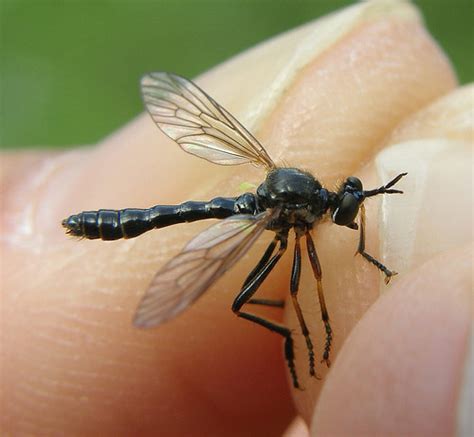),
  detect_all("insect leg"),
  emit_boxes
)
[247,298,285,308]
[243,236,285,308]
[305,231,332,367]
[237,311,298,388]
[363,172,407,197]
[232,234,287,311]
[232,233,300,388]
[290,230,317,378]
[357,203,397,284]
